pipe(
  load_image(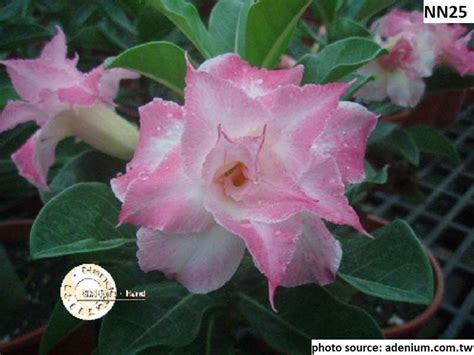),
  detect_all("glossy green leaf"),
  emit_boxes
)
[301,37,387,83]
[244,0,311,68]
[99,283,223,355]
[238,286,382,353]
[141,312,236,354]
[39,301,83,355]
[30,183,135,259]
[339,220,434,304]
[148,0,214,58]
[327,17,371,43]
[354,0,398,22]
[40,150,125,203]
[100,0,137,35]
[0,23,52,50]
[311,0,345,25]
[209,0,251,54]
[137,4,175,42]
[368,121,398,143]
[105,41,186,95]
[407,126,460,163]
[372,126,420,165]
